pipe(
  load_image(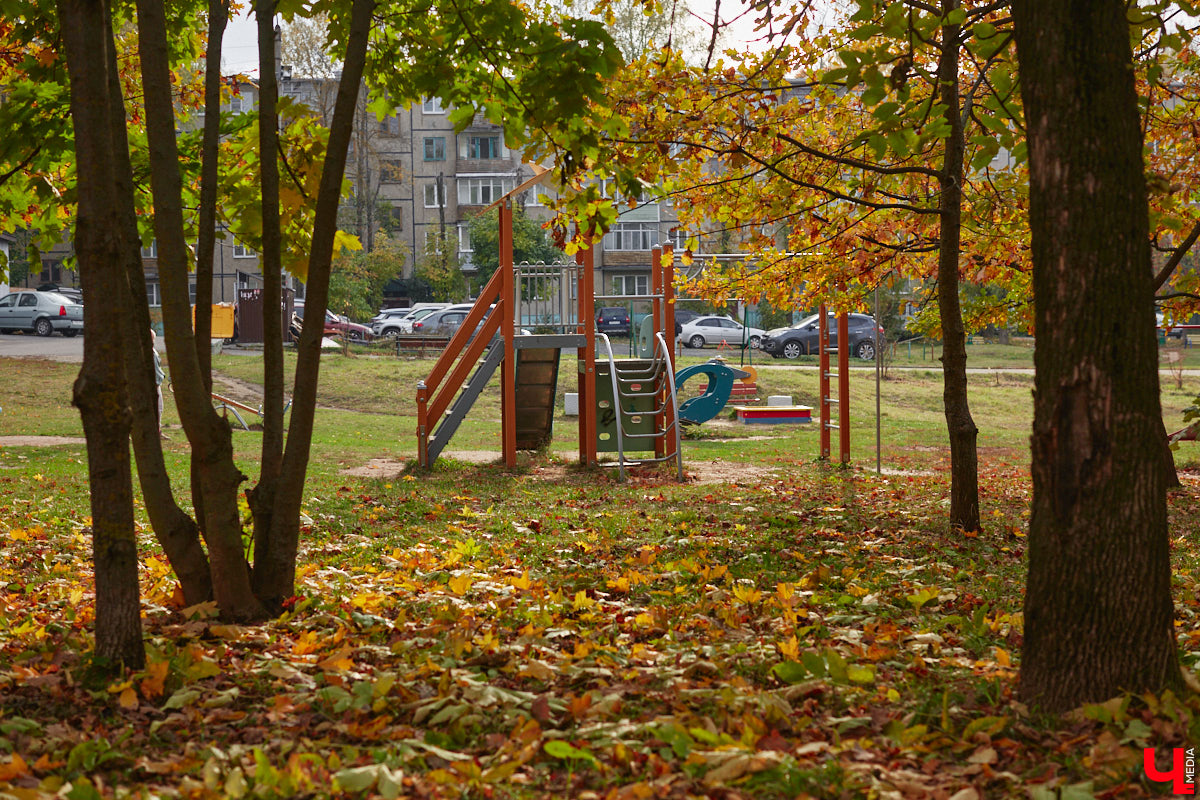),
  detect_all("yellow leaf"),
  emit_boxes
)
[607,575,631,593]
[732,584,763,604]
[208,625,245,640]
[778,636,800,661]
[448,574,473,595]
[994,647,1011,667]
[0,754,29,781]
[573,590,596,610]
[509,571,532,590]
[140,659,170,699]
[317,645,355,672]
[119,687,139,709]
